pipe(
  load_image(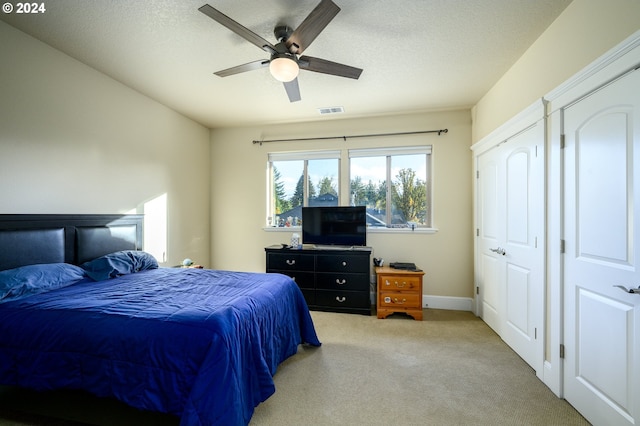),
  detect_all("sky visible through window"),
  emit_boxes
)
[276,155,426,199]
